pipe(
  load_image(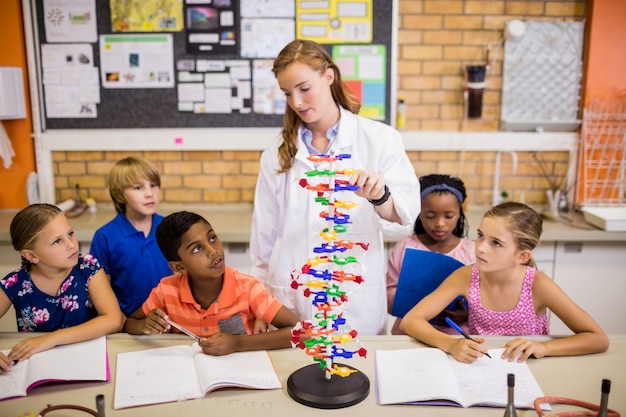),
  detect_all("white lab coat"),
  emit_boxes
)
[250,107,420,335]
